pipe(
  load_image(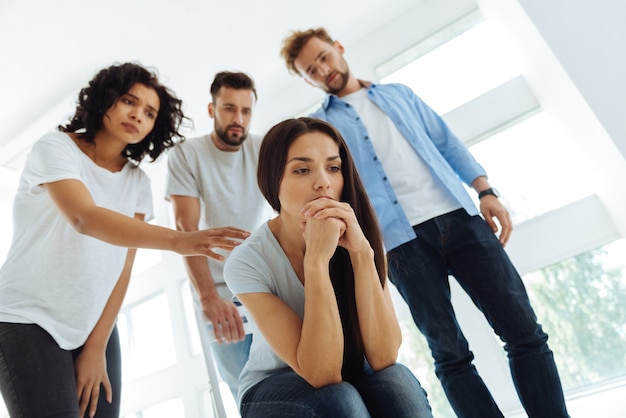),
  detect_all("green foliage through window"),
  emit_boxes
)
[524,240,626,391]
